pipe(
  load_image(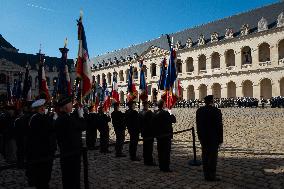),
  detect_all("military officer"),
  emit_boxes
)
[96,105,111,153]
[154,100,176,172]
[138,101,156,166]
[196,95,223,181]
[111,102,126,157]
